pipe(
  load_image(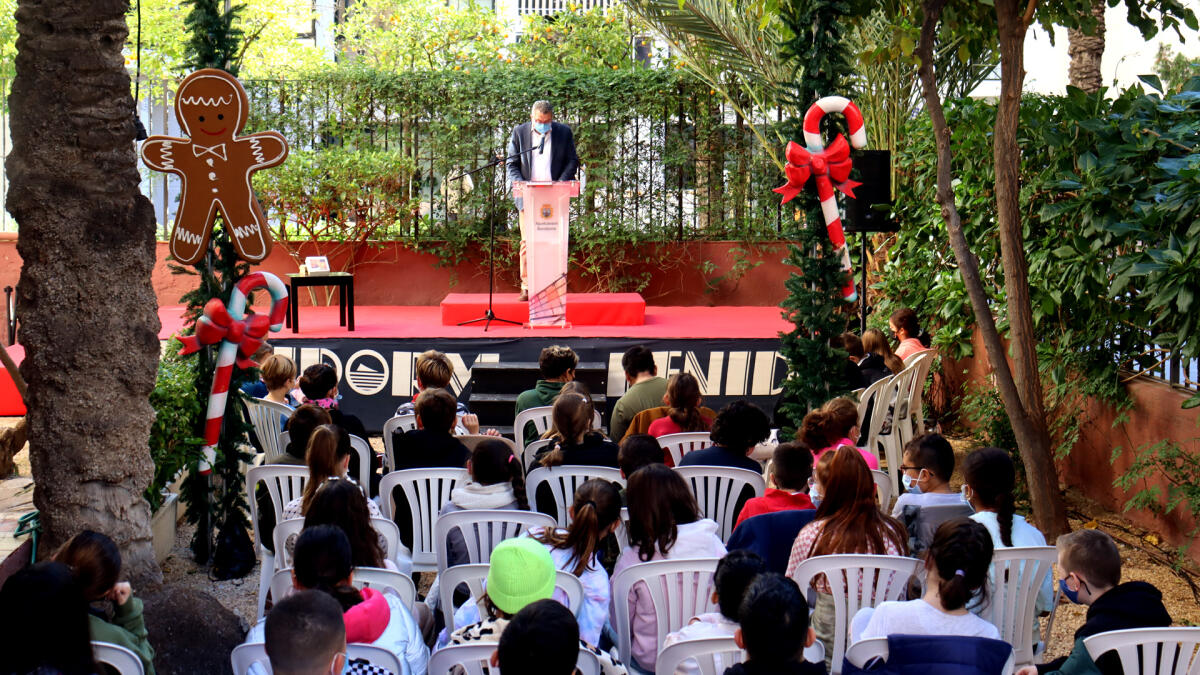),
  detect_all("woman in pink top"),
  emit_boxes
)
[890,307,929,362]
[799,397,879,470]
[646,372,712,438]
